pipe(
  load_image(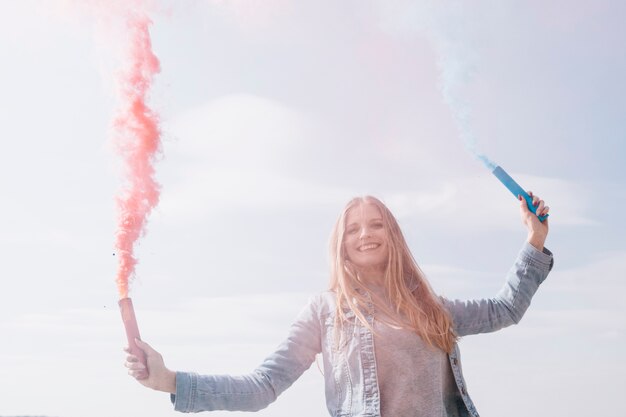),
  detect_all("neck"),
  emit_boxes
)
[356,265,386,286]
